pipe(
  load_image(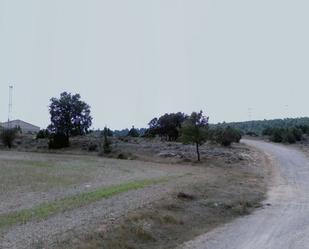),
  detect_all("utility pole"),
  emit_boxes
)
[8,85,13,128]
